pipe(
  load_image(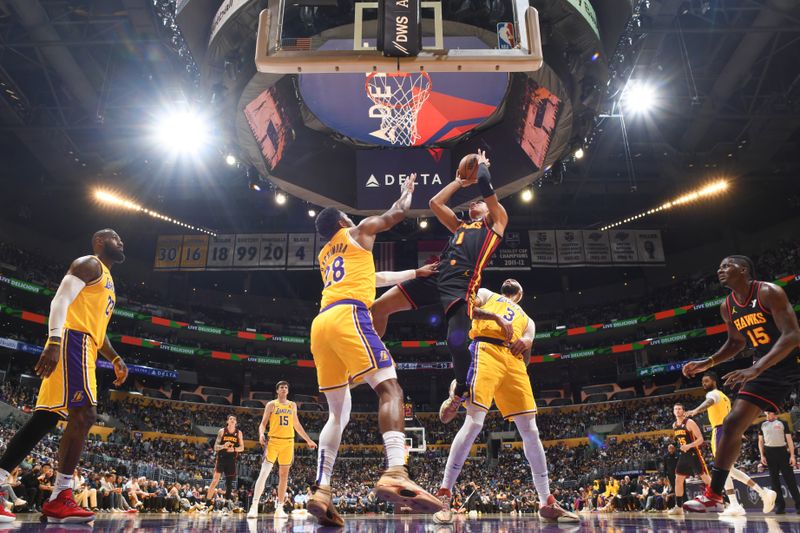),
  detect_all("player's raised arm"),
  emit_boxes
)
[474,150,508,236]
[350,174,416,250]
[429,178,464,233]
[213,429,227,452]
